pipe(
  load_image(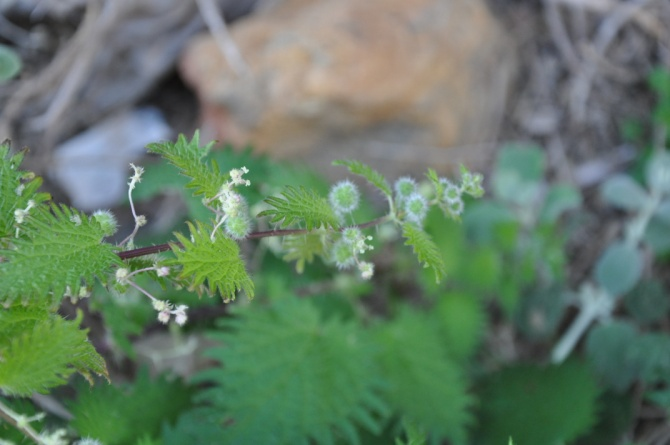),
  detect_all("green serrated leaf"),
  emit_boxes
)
[586,321,641,391]
[0,204,122,306]
[600,174,648,212]
[333,159,392,197]
[0,311,108,396]
[476,361,599,445]
[375,309,473,443]
[197,297,387,445]
[594,242,642,296]
[146,132,226,201]
[282,233,328,273]
[0,143,50,240]
[402,223,446,283]
[70,369,192,445]
[171,221,254,300]
[435,292,486,363]
[257,186,339,230]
